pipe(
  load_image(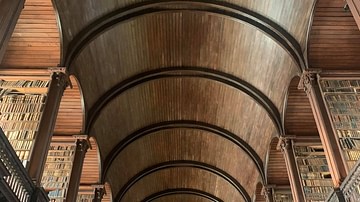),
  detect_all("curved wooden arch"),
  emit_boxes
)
[102,120,266,184]
[141,188,223,202]
[114,160,251,202]
[61,0,305,71]
[86,67,283,136]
